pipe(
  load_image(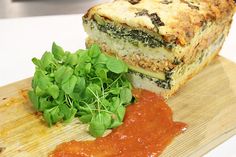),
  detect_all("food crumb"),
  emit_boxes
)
[19,89,29,101]
[34,112,42,117]
[55,123,63,127]
[0,147,6,153]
